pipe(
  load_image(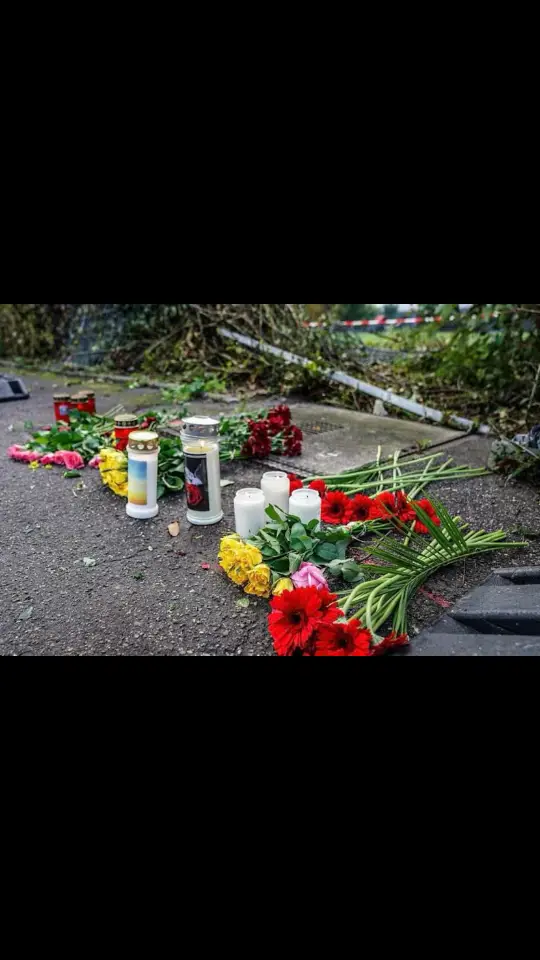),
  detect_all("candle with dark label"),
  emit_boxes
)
[181,417,223,526]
